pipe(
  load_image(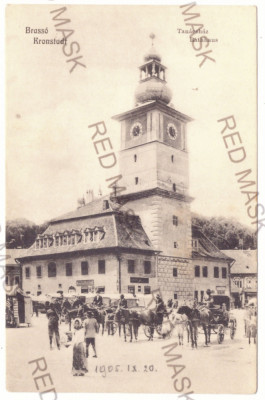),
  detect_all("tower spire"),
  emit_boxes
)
[149,32,155,46]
